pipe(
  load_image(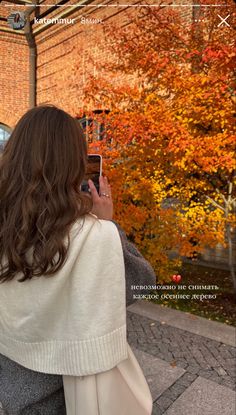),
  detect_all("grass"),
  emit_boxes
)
[150,262,236,326]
